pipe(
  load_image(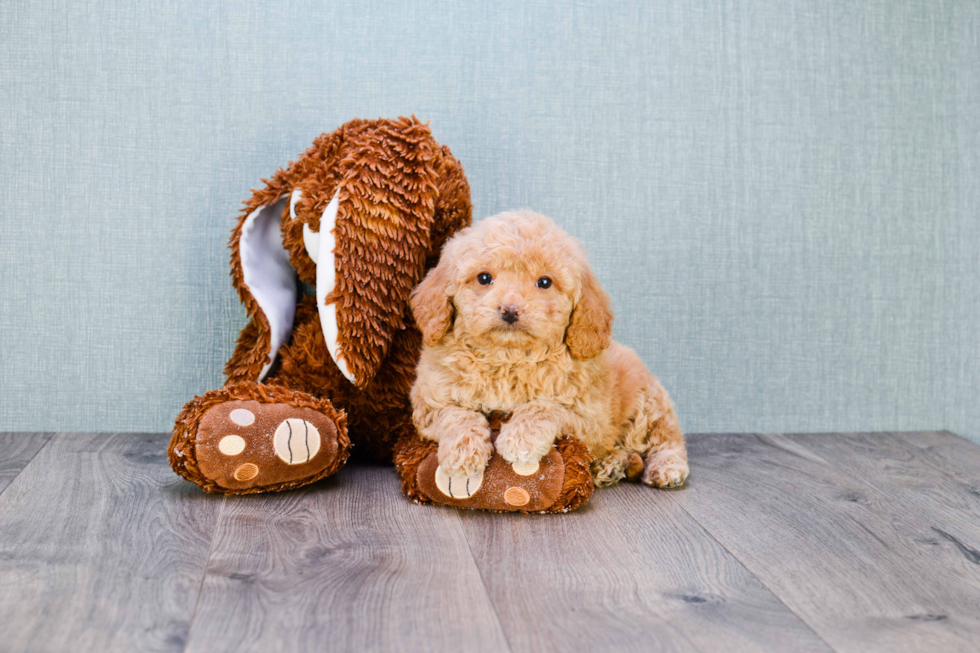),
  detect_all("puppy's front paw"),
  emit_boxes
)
[438,427,493,477]
[642,444,689,488]
[495,420,556,465]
